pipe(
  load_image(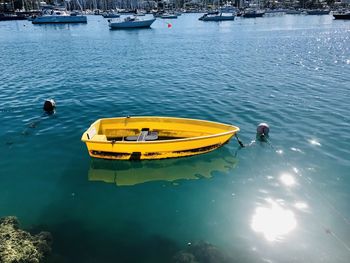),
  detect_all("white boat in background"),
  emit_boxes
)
[32,10,87,24]
[306,9,331,15]
[102,11,120,18]
[160,13,178,19]
[0,13,27,21]
[199,11,235,21]
[285,9,303,15]
[108,16,156,29]
[135,10,146,16]
[152,11,163,17]
[242,8,265,18]
[265,8,288,14]
[220,4,238,14]
[333,10,350,19]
